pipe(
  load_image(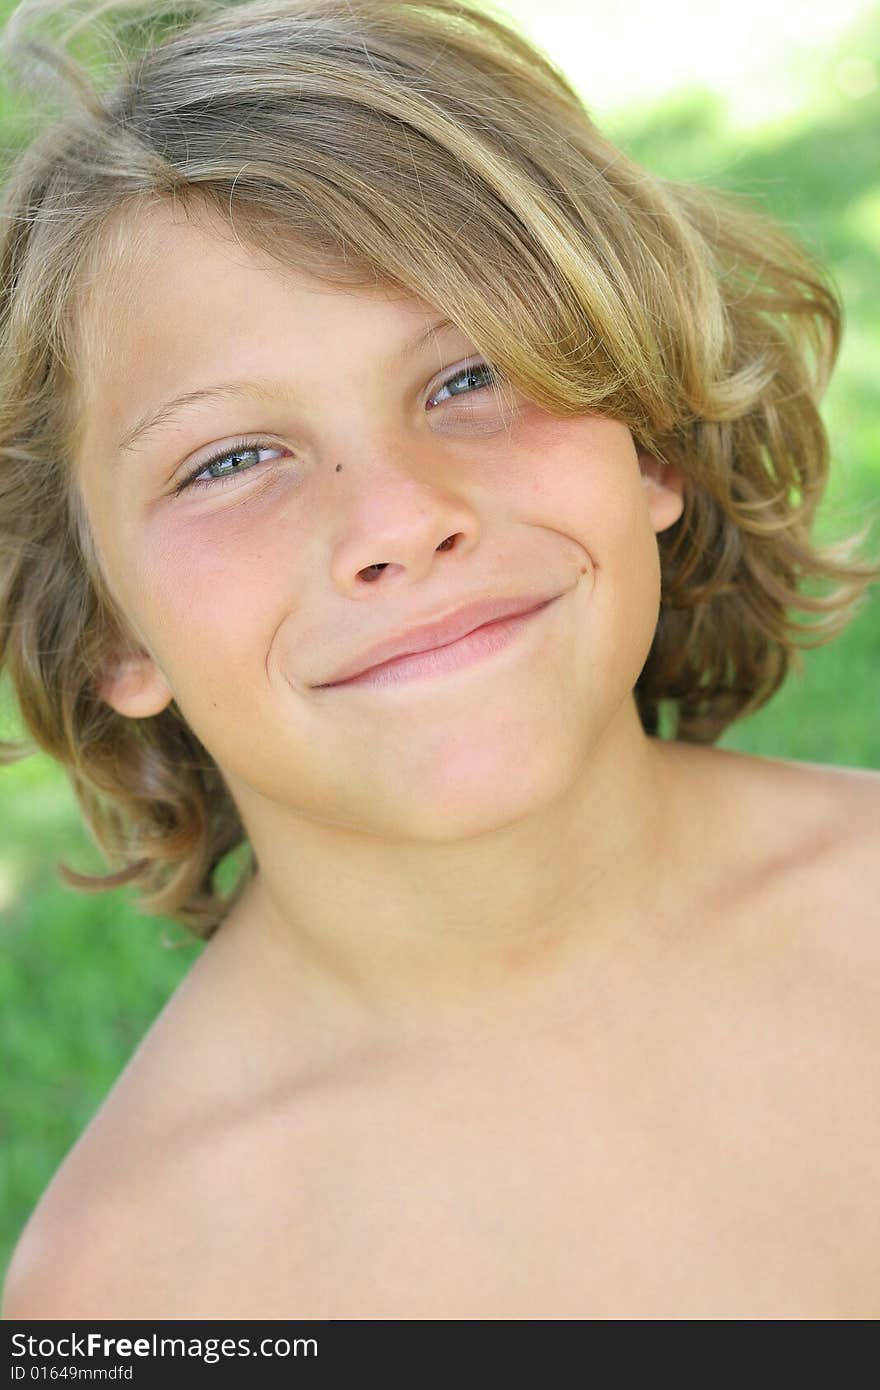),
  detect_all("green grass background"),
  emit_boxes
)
[1,1,879,1286]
